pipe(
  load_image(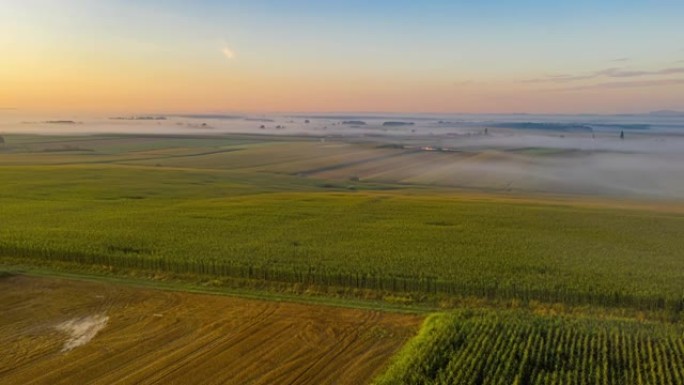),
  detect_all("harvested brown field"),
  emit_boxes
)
[0,275,422,385]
